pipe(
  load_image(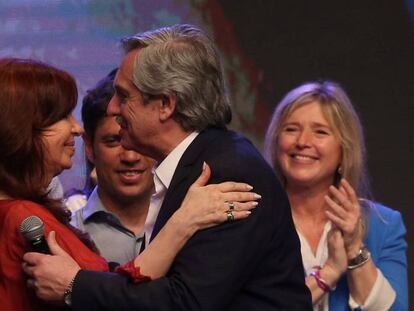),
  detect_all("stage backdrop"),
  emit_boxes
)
[1,0,413,300]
